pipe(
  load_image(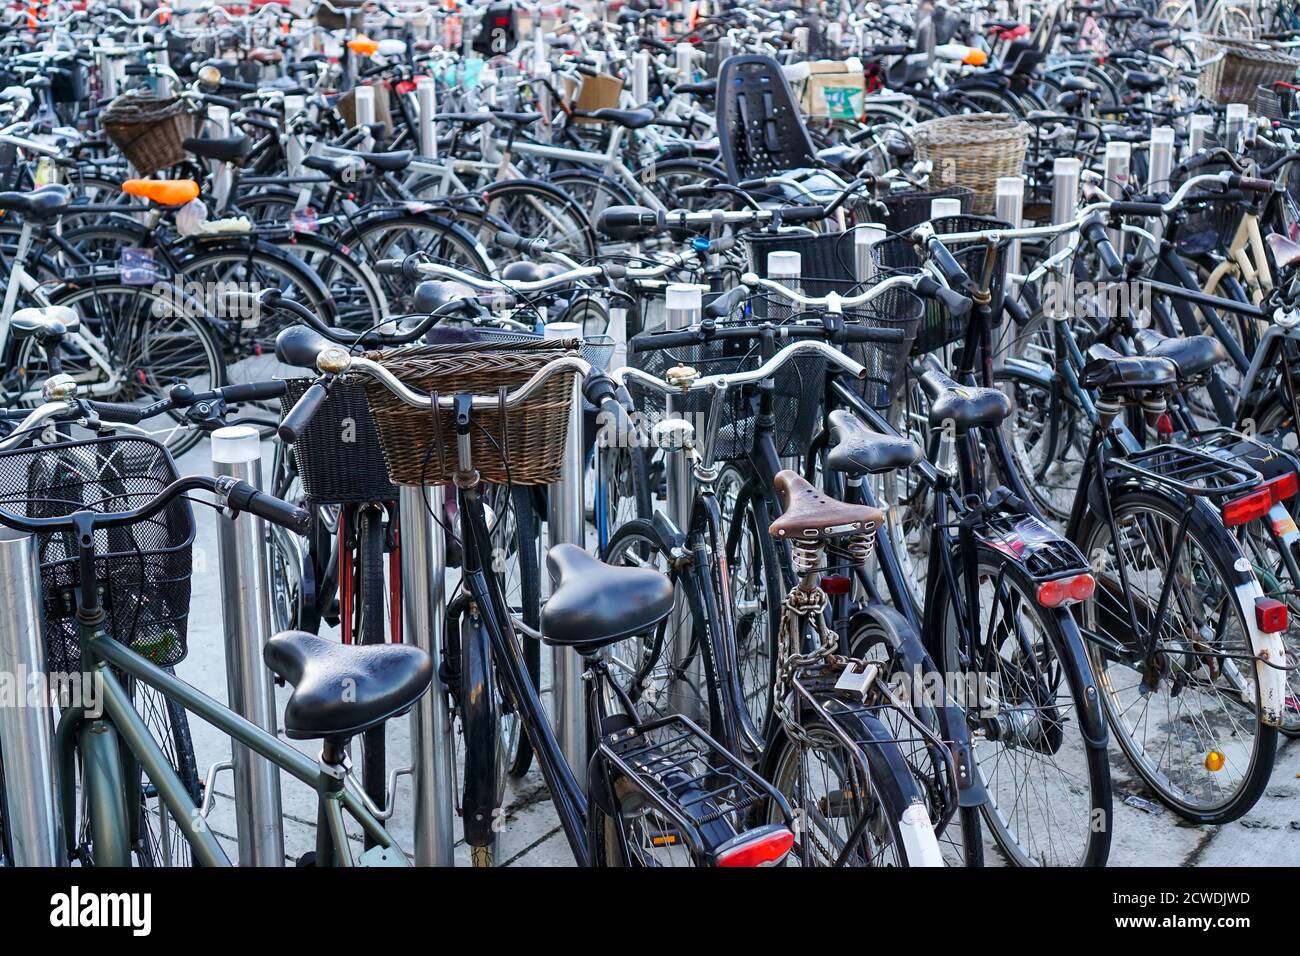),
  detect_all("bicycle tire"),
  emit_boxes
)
[355,506,388,847]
